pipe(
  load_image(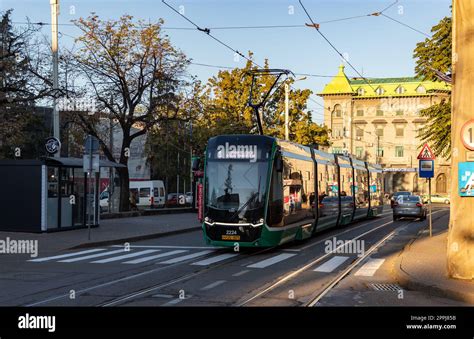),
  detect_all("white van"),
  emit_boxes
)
[130,180,166,208]
[100,180,166,211]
